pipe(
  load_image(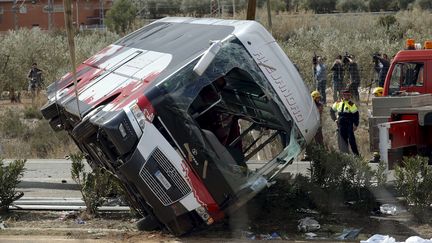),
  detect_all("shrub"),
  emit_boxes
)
[378,15,398,30]
[70,153,125,216]
[415,0,432,9]
[0,159,26,211]
[369,0,390,11]
[0,109,27,138]
[336,0,367,12]
[105,0,137,34]
[306,144,377,212]
[23,106,43,119]
[375,160,388,187]
[395,156,432,222]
